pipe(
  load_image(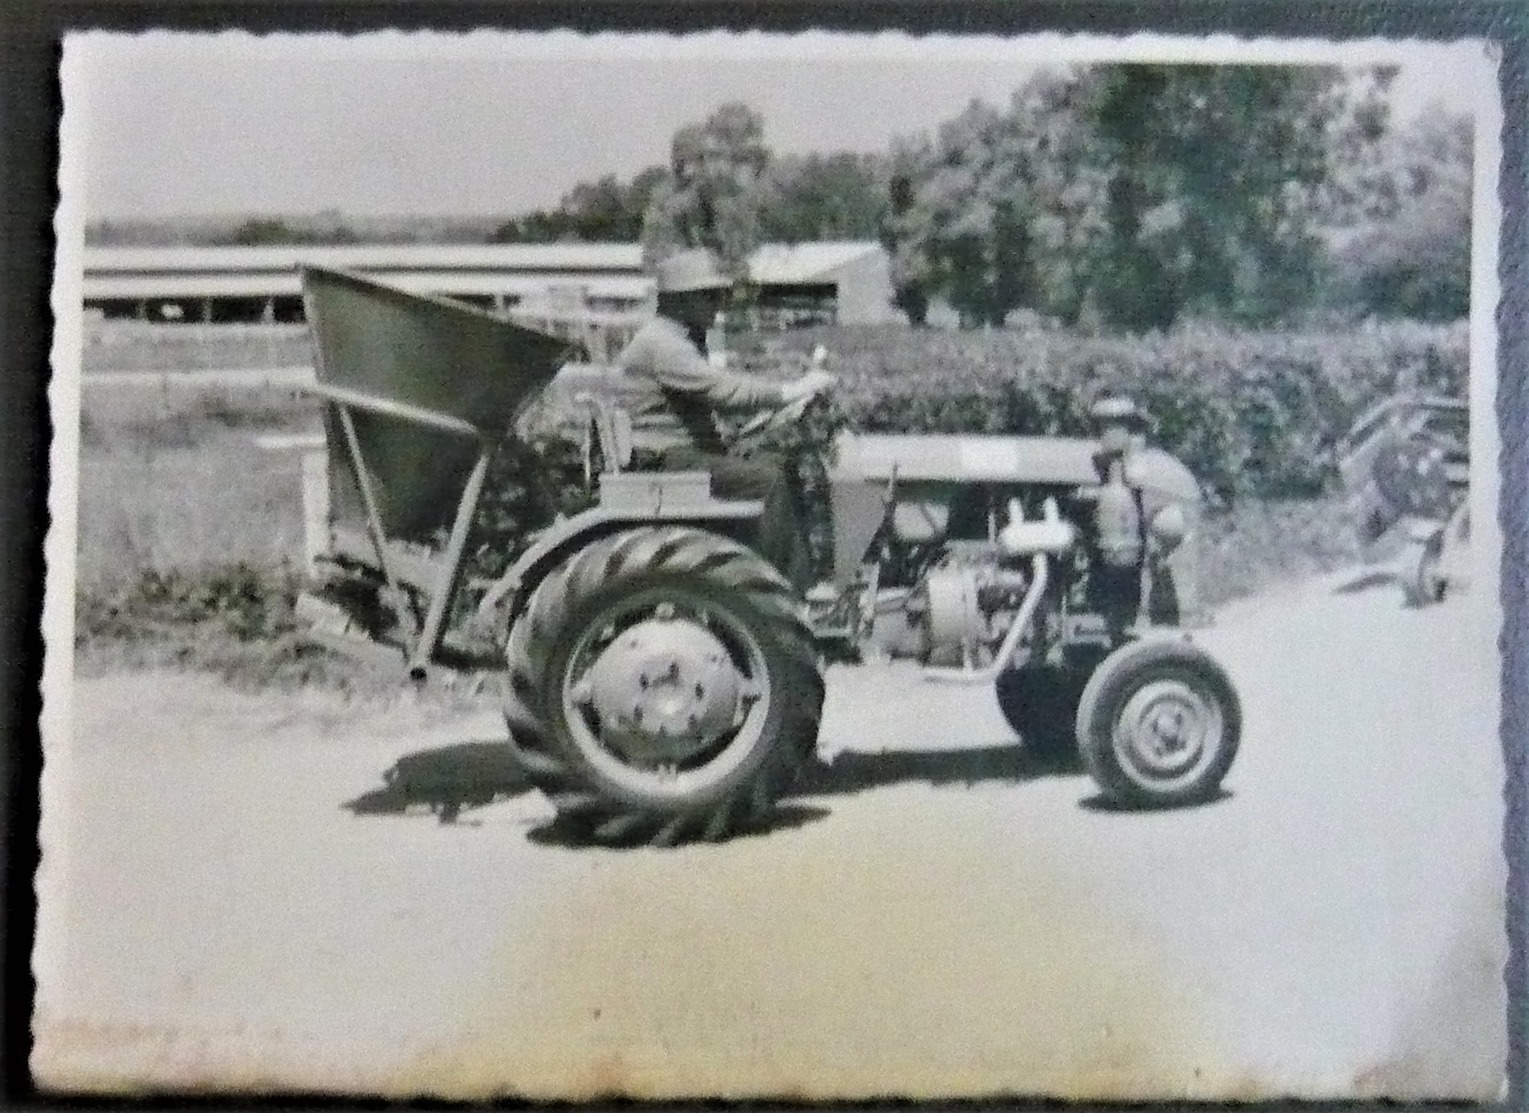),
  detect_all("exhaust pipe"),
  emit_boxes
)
[921,552,1049,686]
